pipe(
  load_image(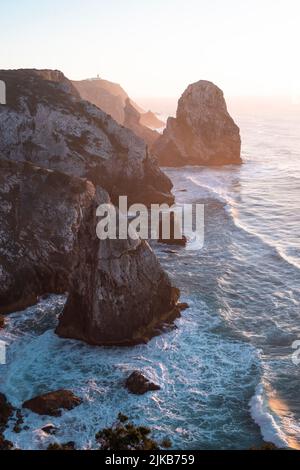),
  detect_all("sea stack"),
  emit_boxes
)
[153,80,241,166]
